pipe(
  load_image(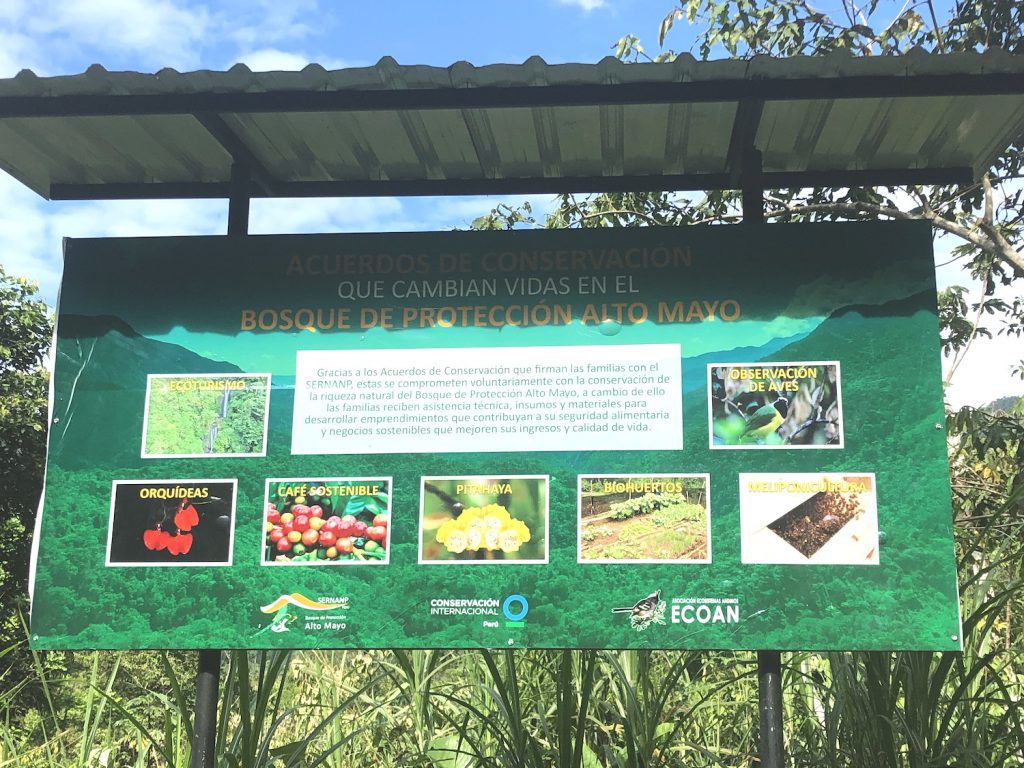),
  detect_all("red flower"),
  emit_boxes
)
[174,503,199,532]
[166,533,193,556]
[143,528,170,551]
